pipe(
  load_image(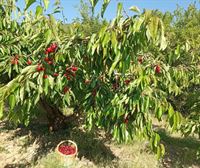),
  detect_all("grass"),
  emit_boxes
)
[36,140,159,168]
[34,125,200,168]
[158,129,200,168]
[0,146,8,153]
[0,116,200,168]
